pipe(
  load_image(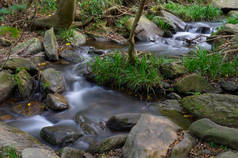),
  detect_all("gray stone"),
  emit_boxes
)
[212,0,238,9]
[0,38,11,47]
[16,69,33,98]
[167,92,182,100]
[41,68,65,93]
[228,11,238,17]
[43,28,59,61]
[126,16,164,41]
[11,38,43,56]
[60,49,84,63]
[0,71,16,103]
[22,148,59,158]
[223,24,238,34]
[40,125,82,146]
[88,134,127,154]
[152,99,182,113]
[161,10,186,31]
[71,31,87,47]
[122,114,181,158]
[175,73,212,94]
[46,93,69,111]
[106,113,141,131]
[61,147,85,158]
[221,79,238,92]
[215,151,238,158]
[160,62,187,79]
[30,52,46,65]
[189,118,238,150]
[182,93,238,127]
